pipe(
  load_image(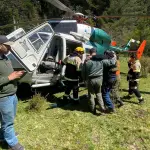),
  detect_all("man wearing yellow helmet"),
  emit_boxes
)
[62,47,84,104]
